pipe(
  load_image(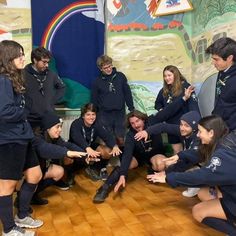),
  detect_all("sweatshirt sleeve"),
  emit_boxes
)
[56,137,84,152]
[122,73,134,111]
[149,96,187,125]
[53,73,66,103]
[119,131,136,176]
[0,77,26,122]
[146,123,180,137]
[33,136,68,160]
[166,148,236,188]
[154,89,164,111]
